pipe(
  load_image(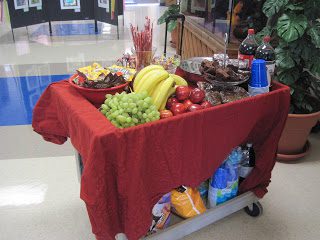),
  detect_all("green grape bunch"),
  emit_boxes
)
[100,91,160,128]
